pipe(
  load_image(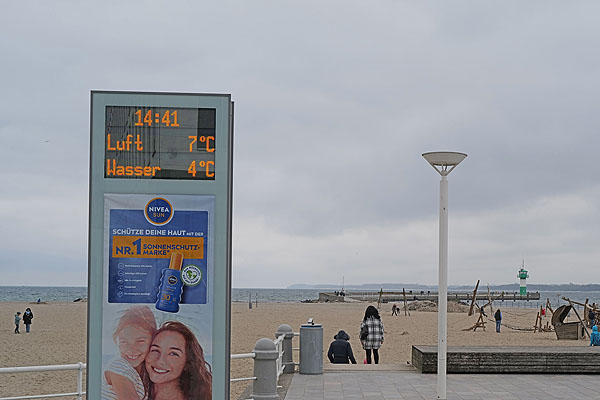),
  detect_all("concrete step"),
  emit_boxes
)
[323,363,416,372]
